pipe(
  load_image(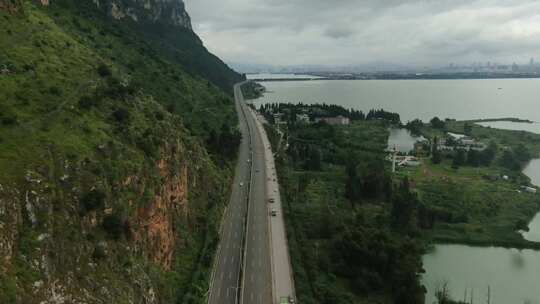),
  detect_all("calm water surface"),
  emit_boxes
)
[477,121,540,134]
[387,128,422,153]
[254,79,540,303]
[422,244,540,304]
[247,73,323,79]
[522,160,540,242]
[255,79,540,122]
